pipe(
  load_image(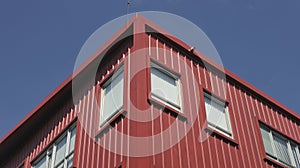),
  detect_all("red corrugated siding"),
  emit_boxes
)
[2,99,76,168]
[73,31,297,168]
[73,30,299,168]
[2,16,299,168]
